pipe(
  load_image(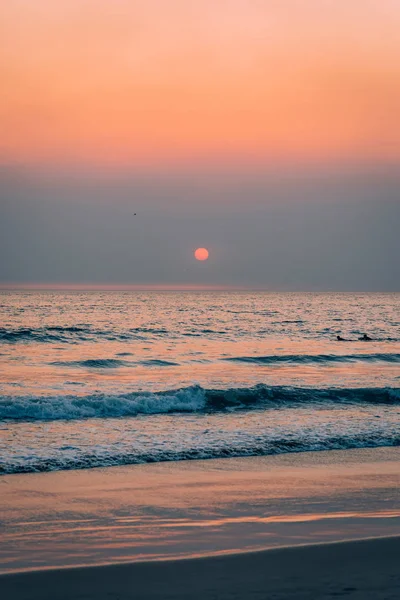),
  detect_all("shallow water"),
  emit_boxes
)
[0,291,399,474]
